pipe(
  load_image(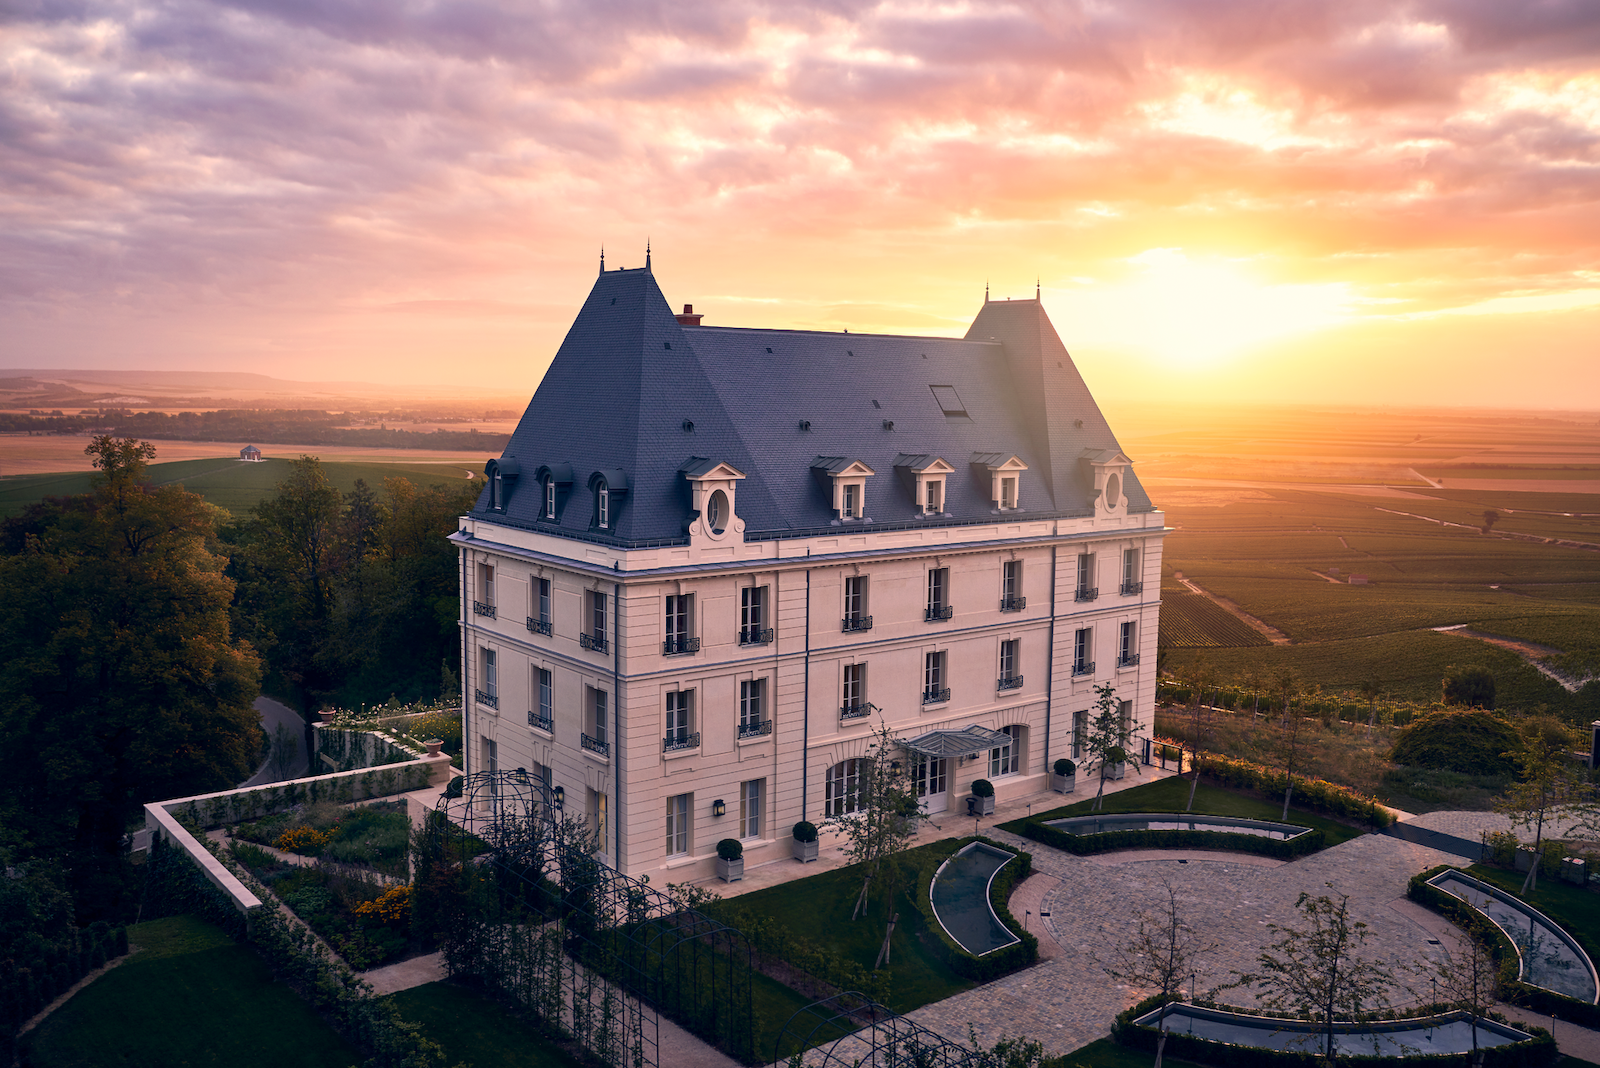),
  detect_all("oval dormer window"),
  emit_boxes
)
[1105,473,1121,509]
[707,489,729,535]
